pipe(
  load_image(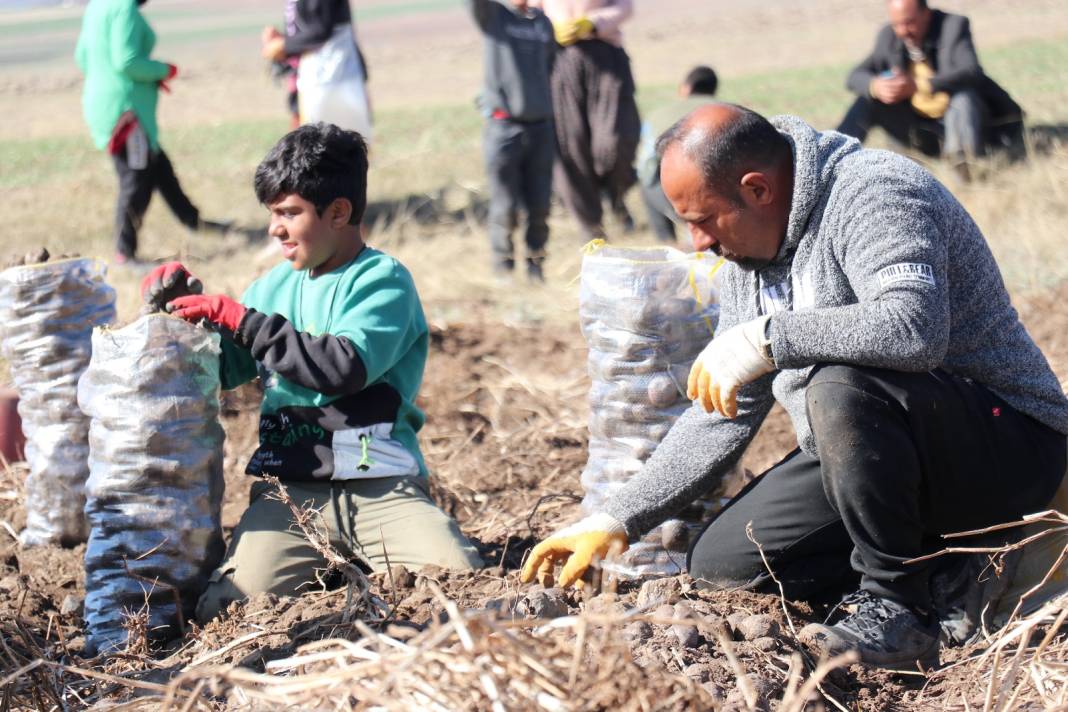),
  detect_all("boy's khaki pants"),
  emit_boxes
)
[196,475,482,622]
